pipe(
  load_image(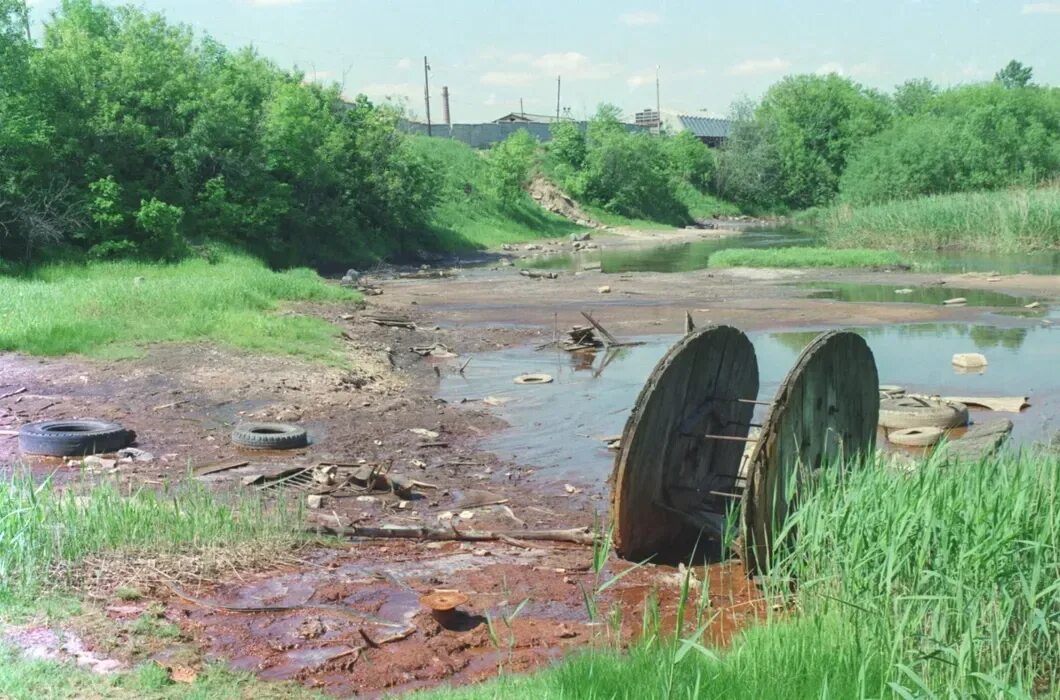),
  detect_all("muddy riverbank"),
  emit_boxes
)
[1,228,1057,695]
